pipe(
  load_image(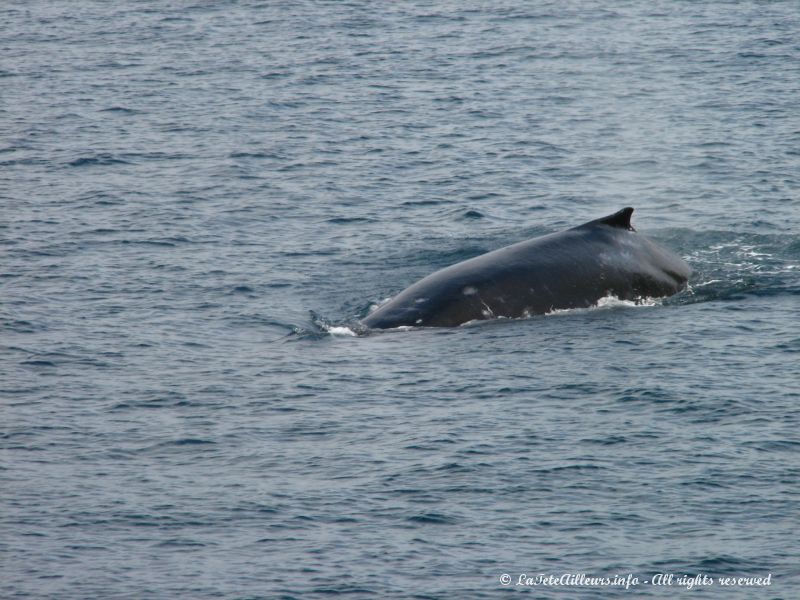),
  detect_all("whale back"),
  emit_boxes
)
[361,208,690,329]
